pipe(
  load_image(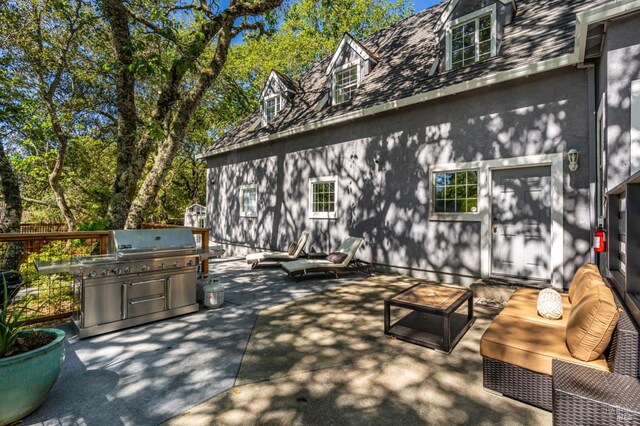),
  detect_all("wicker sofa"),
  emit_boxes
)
[480,264,640,422]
